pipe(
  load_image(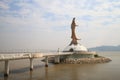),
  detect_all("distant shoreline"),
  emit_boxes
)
[89,45,120,52]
